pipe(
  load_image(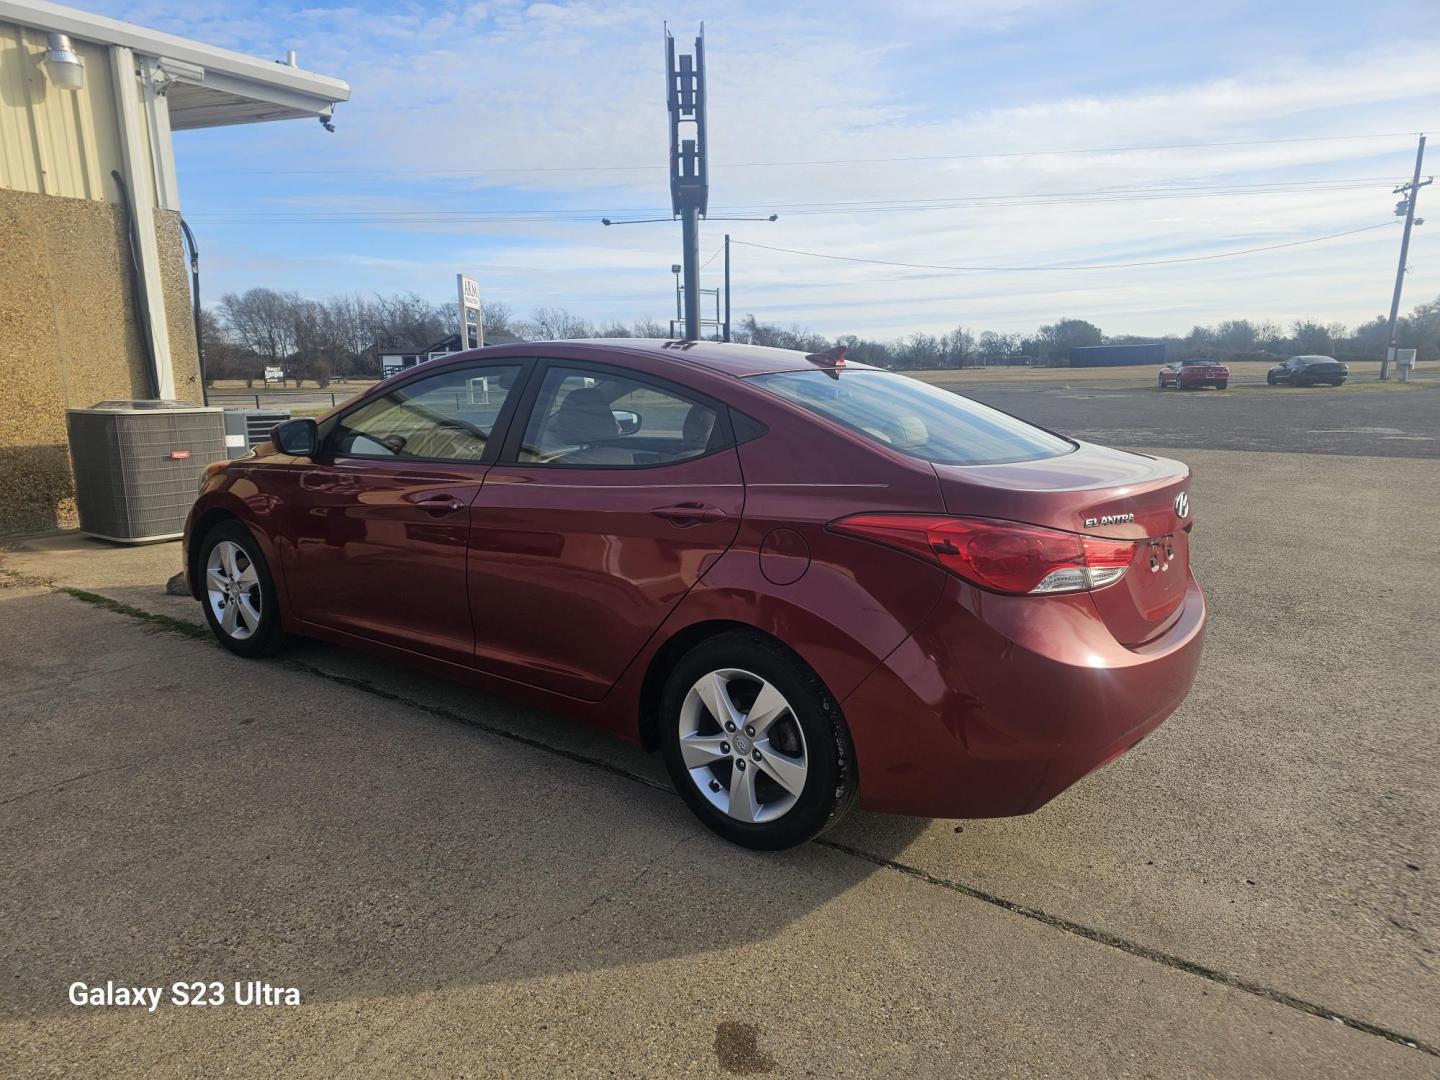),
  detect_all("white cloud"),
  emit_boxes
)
[94,0,1440,337]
